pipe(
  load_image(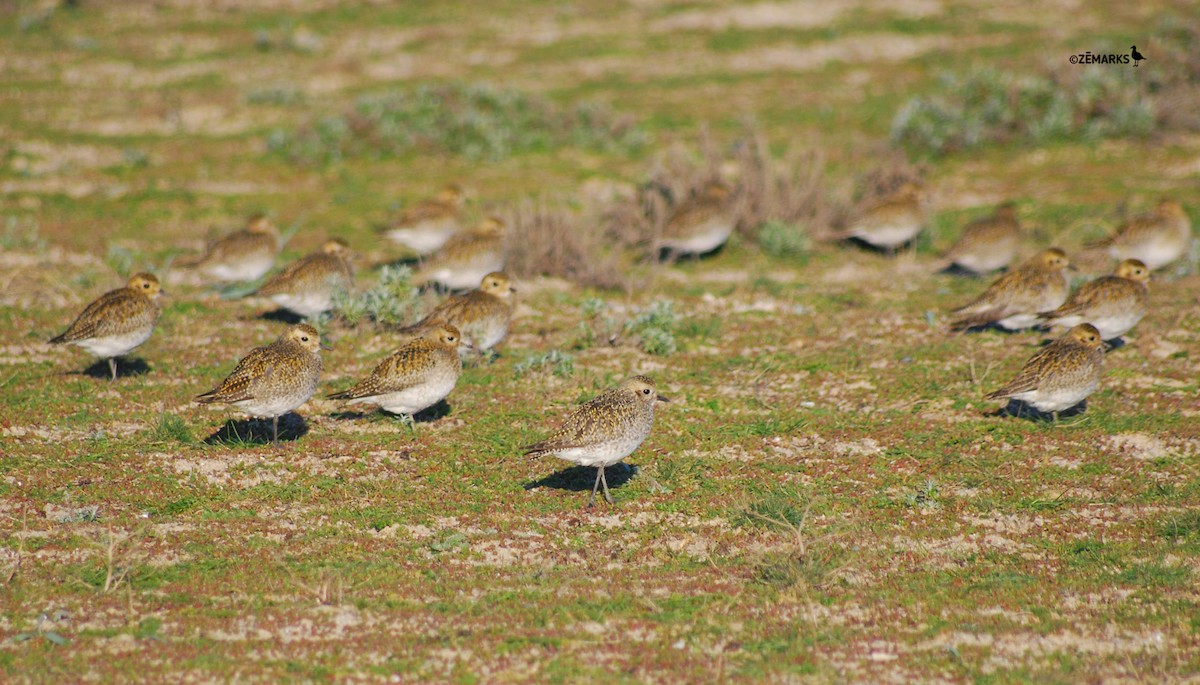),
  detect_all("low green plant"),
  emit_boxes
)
[757,220,810,258]
[624,301,678,355]
[268,83,646,164]
[333,265,419,327]
[514,350,575,379]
